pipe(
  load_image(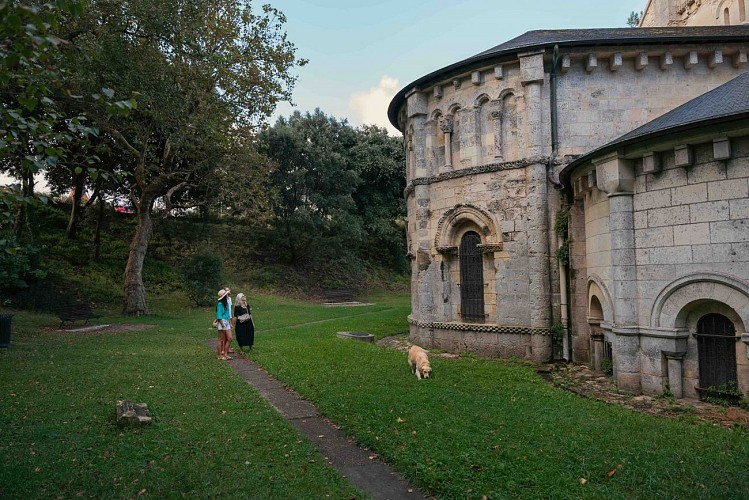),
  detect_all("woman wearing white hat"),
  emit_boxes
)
[216,289,233,360]
[233,292,254,353]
